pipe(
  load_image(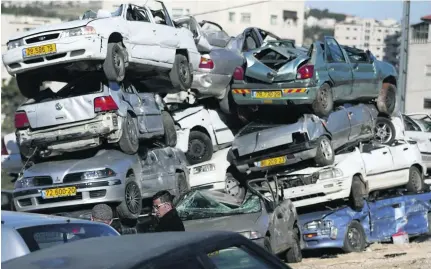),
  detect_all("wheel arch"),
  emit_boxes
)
[175,48,189,61]
[382,75,397,87]
[411,163,424,176]
[190,125,215,146]
[108,32,124,47]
